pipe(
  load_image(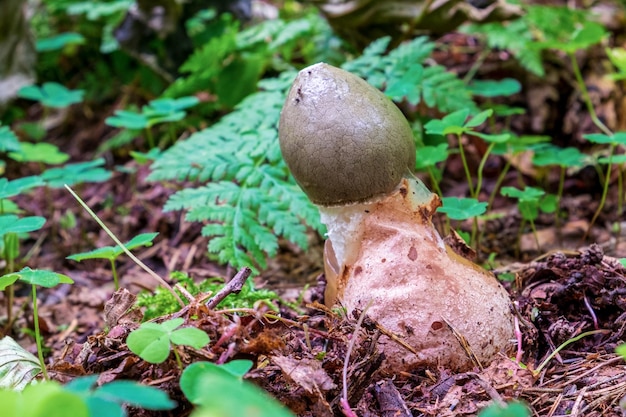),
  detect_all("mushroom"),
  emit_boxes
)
[279,63,515,372]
